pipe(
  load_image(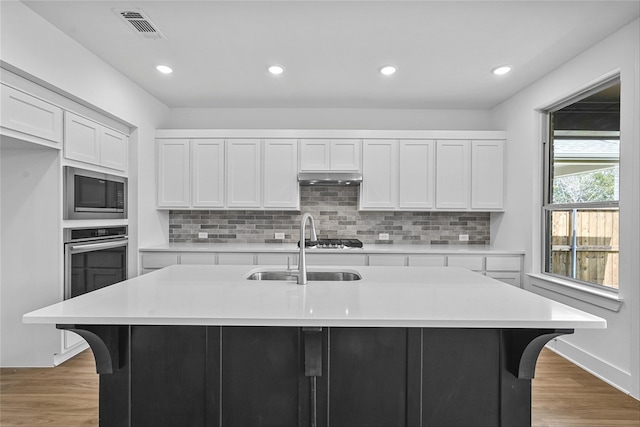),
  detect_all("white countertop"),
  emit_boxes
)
[139,242,524,255]
[24,265,605,329]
